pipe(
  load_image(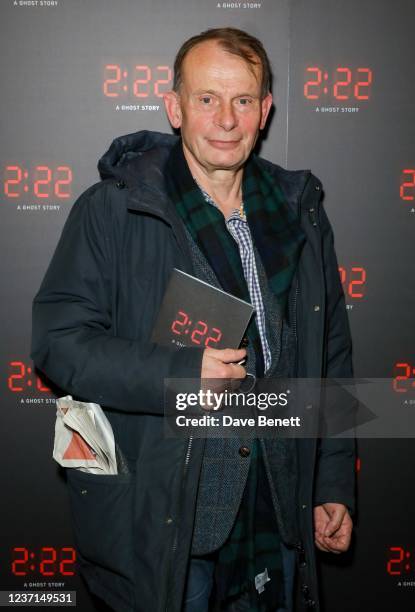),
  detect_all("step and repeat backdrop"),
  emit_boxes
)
[1,0,414,610]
